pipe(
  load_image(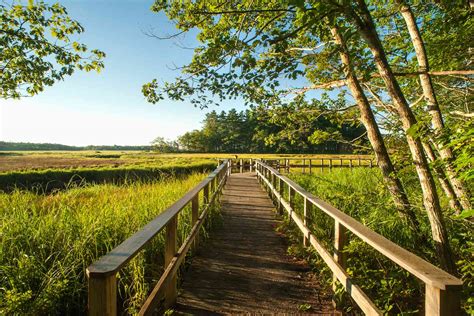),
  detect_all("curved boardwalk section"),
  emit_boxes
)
[174,172,336,315]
